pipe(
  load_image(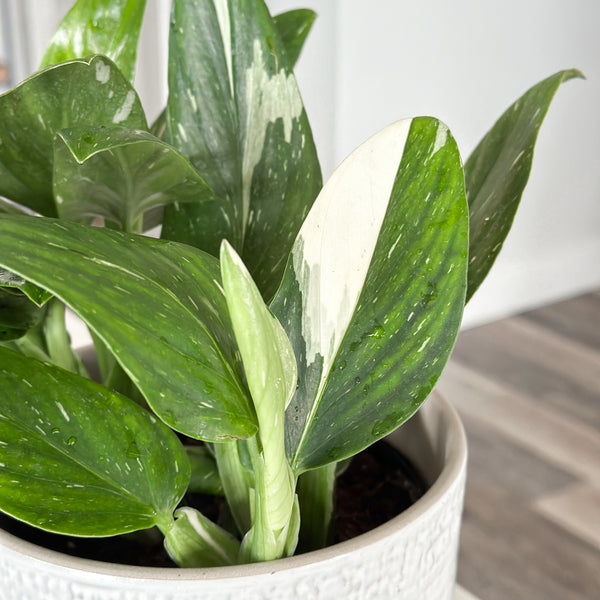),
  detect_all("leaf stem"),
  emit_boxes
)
[296,462,337,552]
[214,440,254,534]
[43,298,88,376]
[161,507,241,568]
[239,435,299,563]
